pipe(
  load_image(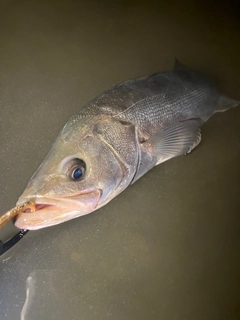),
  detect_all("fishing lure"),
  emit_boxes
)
[0,201,35,256]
